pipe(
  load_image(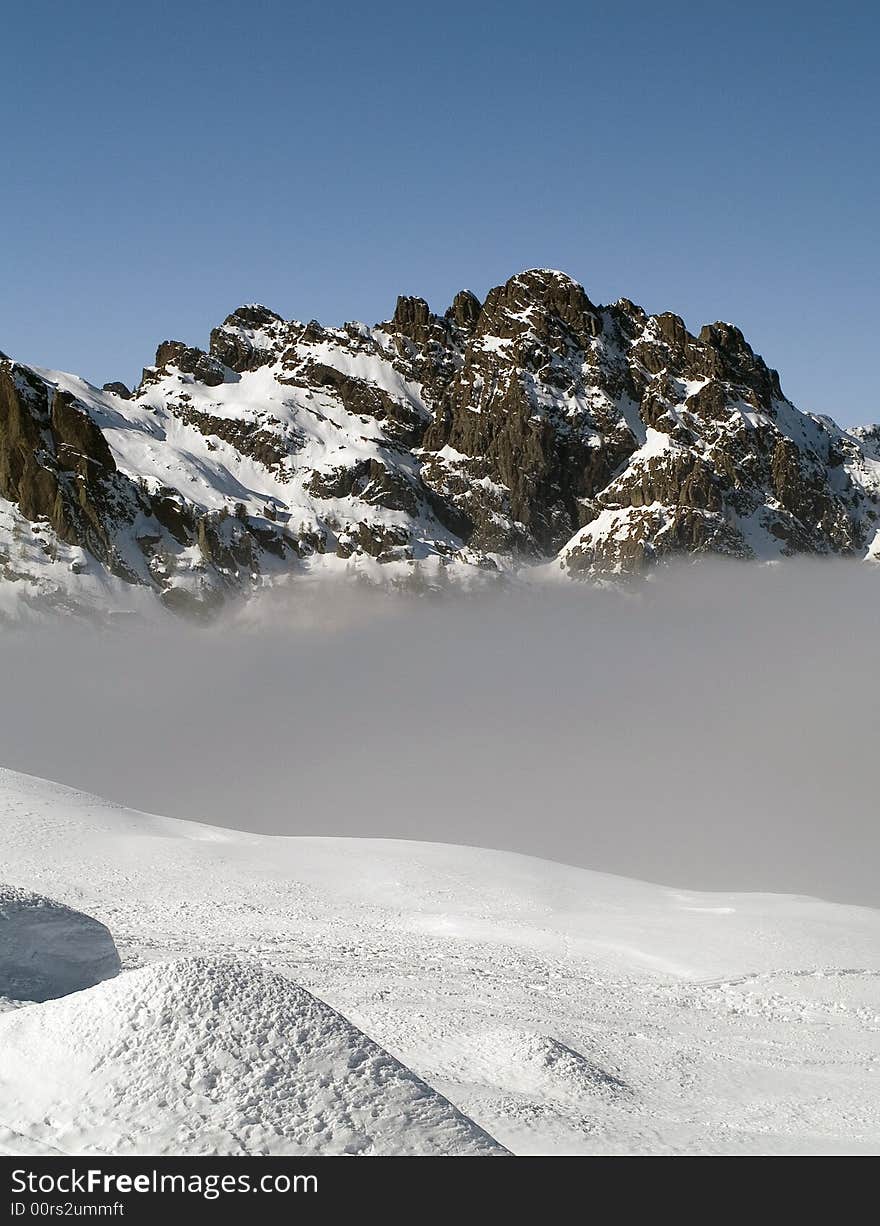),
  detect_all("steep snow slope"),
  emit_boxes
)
[2,767,879,1155]
[2,272,879,618]
[0,956,504,1156]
